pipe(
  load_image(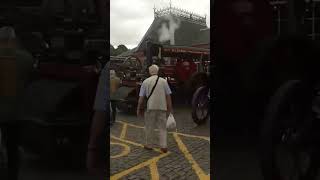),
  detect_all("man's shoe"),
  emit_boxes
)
[144,145,153,150]
[160,148,168,153]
